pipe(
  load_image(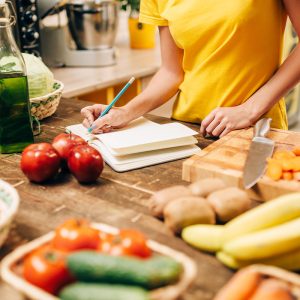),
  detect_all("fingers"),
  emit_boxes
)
[82,119,90,128]
[200,111,216,136]
[91,104,106,118]
[212,122,227,137]
[93,125,112,134]
[91,114,112,133]
[205,118,222,136]
[81,105,107,127]
[219,126,233,138]
[81,107,95,126]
